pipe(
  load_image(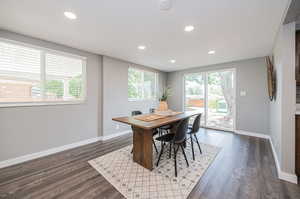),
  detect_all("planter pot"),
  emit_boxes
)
[157,101,168,111]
